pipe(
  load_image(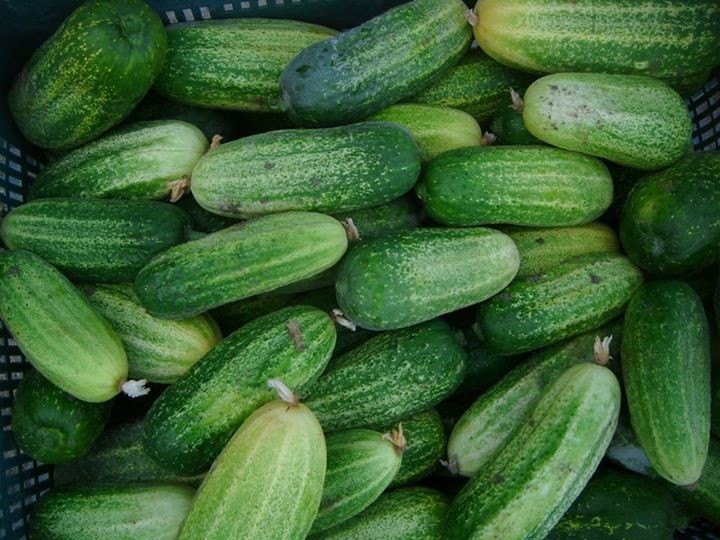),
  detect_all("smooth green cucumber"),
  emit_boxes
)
[143,306,335,475]
[7,0,166,150]
[135,212,348,319]
[331,196,421,241]
[178,392,326,540]
[676,437,720,523]
[29,120,208,201]
[0,250,127,402]
[476,252,643,355]
[523,73,692,170]
[155,18,335,112]
[29,484,194,540]
[190,122,421,218]
[622,280,711,485]
[175,195,240,233]
[620,152,720,276]
[12,369,111,464]
[279,0,472,126]
[0,198,190,282]
[336,227,519,330]
[454,328,521,399]
[417,146,613,227]
[305,320,465,431]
